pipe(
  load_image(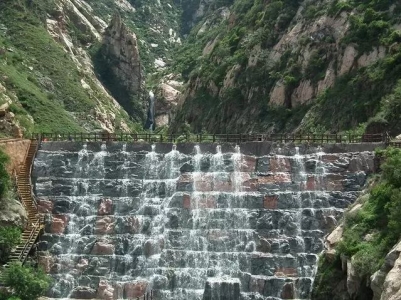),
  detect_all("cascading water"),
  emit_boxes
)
[33,142,376,300]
